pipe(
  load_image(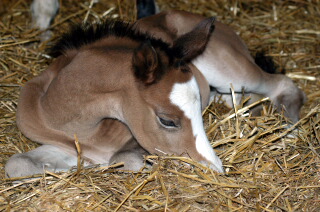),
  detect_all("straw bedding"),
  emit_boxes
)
[0,0,319,211]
